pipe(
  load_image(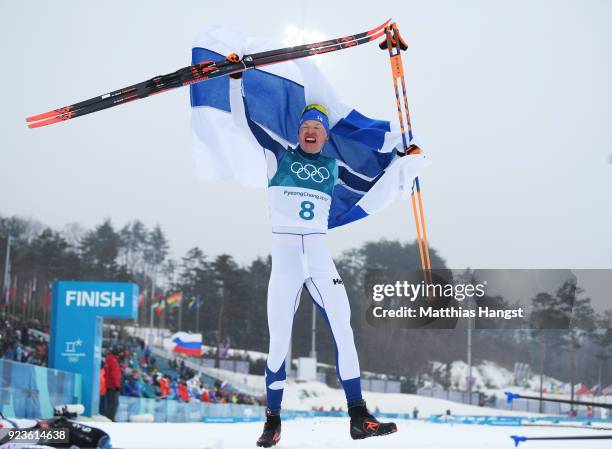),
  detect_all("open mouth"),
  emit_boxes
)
[305,137,317,143]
